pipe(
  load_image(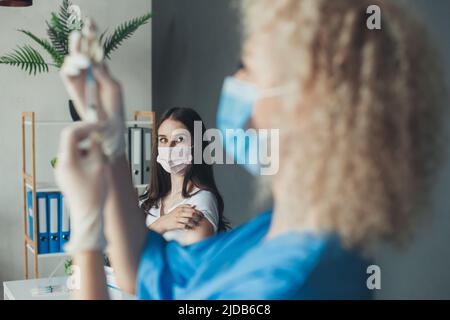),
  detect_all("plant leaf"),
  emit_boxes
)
[47,20,68,56]
[99,29,108,44]
[19,29,64,68]
[62,0,83,32]
[59,0,71,28]
[0,45,50,75]
[102,12,152,59]
[47,6,72,56]
[45,0,75,56]
[51,157,58,169]
[53,0,71,35]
